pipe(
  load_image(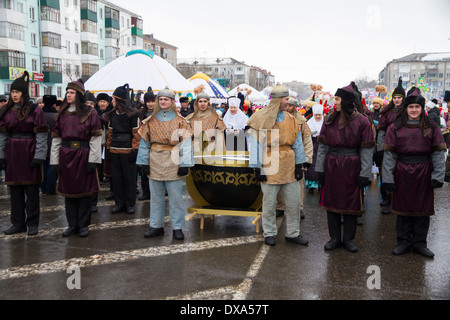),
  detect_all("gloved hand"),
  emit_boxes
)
[51,165,60,174]
[30,159,43,168]
[357,176,370,188]
[87,162,97,174]
[129,149,138,164]
[254,168,267,182]
[431,179,444,189]
[316,172,325,185]
[0,158,6,171]
[302,163,312,169]
[295,164,304,181]
[177,167,189,176]
[373,151,384,168]
[382,183,396,193]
